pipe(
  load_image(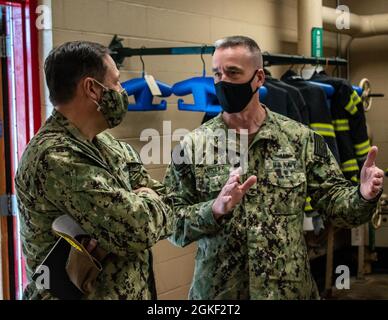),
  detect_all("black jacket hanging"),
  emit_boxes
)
[262,81,302,122]
[311,72,370,176]
[281,70,340,164]
[265,75,309,125]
